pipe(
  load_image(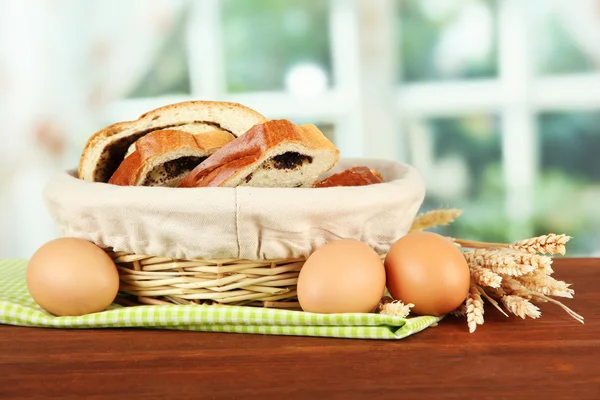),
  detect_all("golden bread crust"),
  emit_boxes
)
[108,129,234,186]
[314,166,384,188]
